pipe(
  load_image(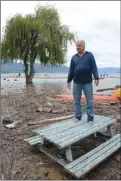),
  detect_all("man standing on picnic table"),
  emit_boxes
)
[67,40,99,123]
